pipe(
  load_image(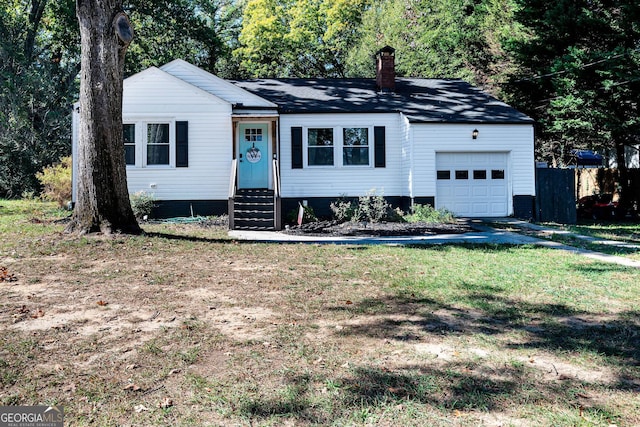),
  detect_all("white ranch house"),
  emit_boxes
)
[72,47,536,230]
